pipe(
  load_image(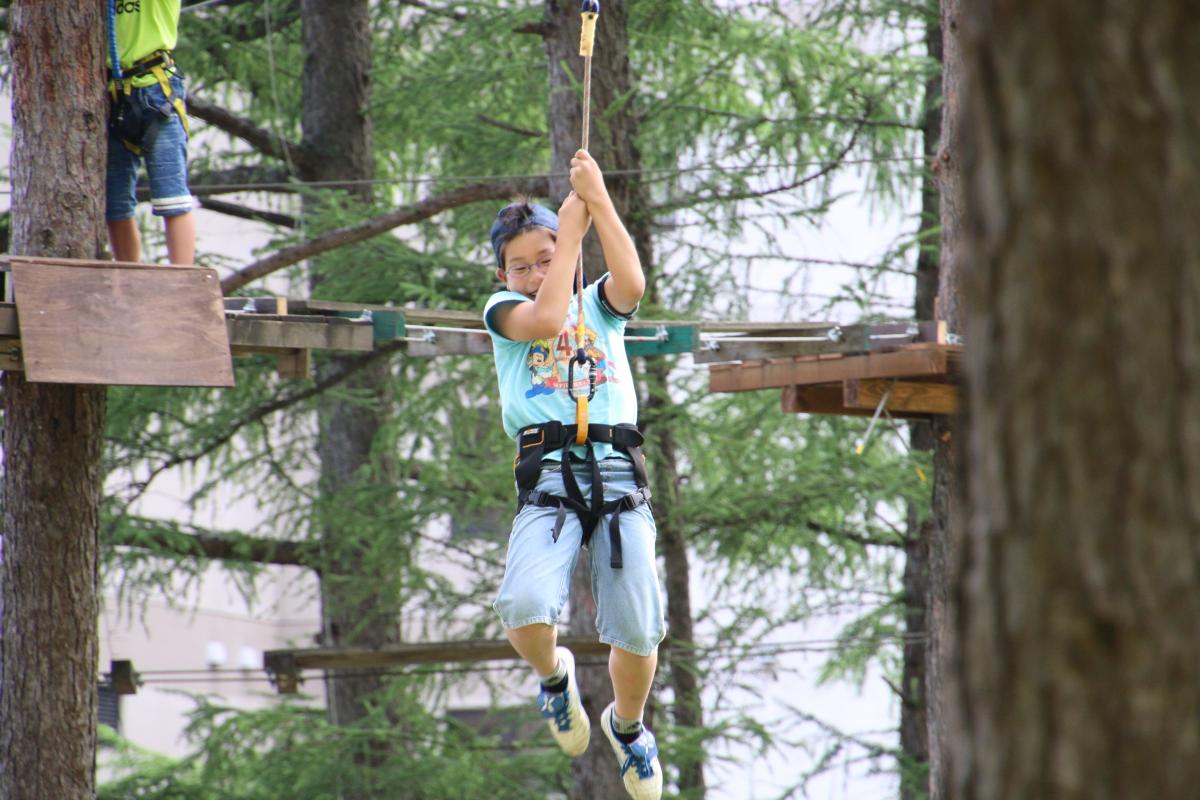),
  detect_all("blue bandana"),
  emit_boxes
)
[490,203,559,268]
